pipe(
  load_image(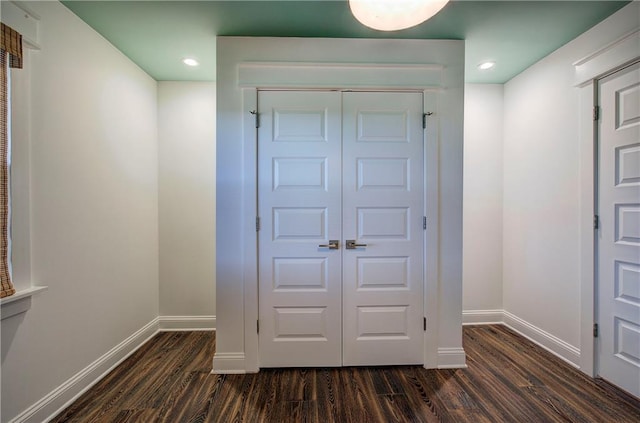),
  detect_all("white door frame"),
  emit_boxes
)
[213,37,465,374]
[593,62,640,396]
[575,29,640,377]
[242,68,443,372]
